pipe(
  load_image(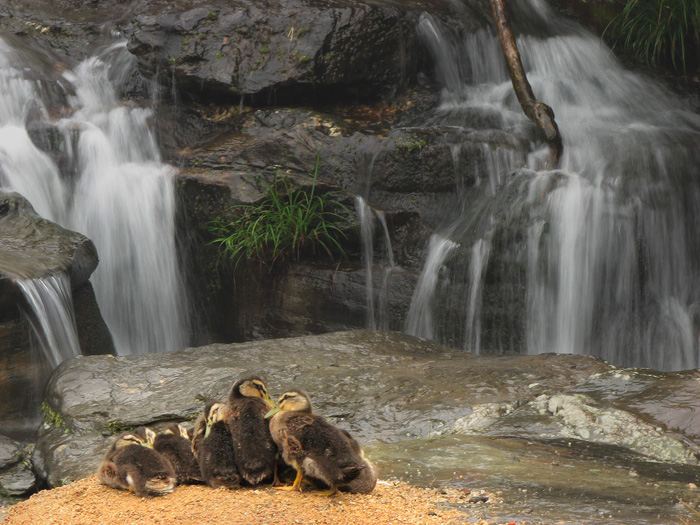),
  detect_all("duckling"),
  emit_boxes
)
[225,376,277,486]
[264,389,365,496]
[97,428,177,497]
[192,402,240,489]
[146,424,202,485]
